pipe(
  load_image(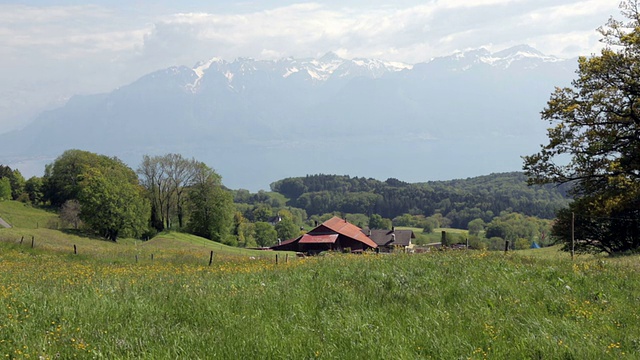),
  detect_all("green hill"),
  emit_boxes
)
[0,200,287,263]
[0,200,60,229]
